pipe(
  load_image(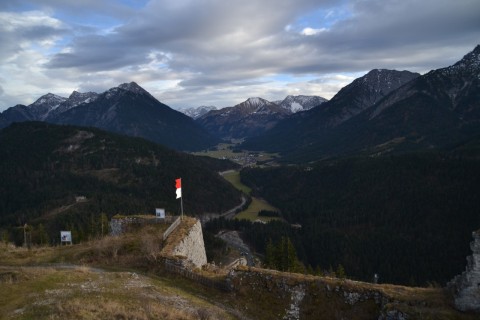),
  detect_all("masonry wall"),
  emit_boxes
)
[448,230,480,312]
[170,219,207,268]
[227,266,467,320]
